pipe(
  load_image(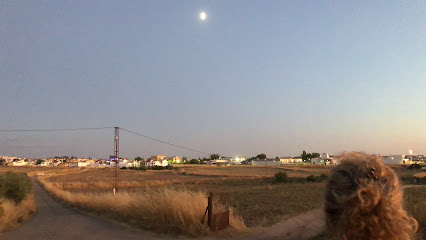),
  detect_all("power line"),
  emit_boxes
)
[0,127,114,132]
[120,127,211,155]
